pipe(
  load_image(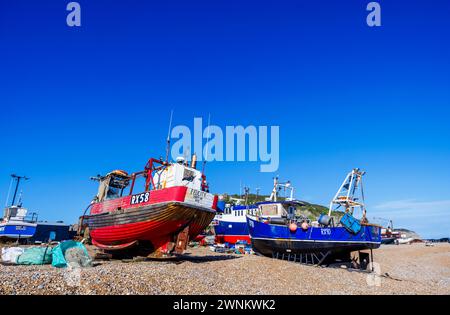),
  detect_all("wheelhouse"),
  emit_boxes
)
[255,201,306,219]
[92,157,209,203]
[2,206,38,223]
